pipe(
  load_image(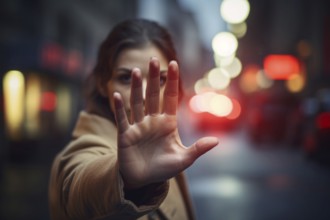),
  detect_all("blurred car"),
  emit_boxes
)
[246,88,300,145]
[302,88,330,165]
